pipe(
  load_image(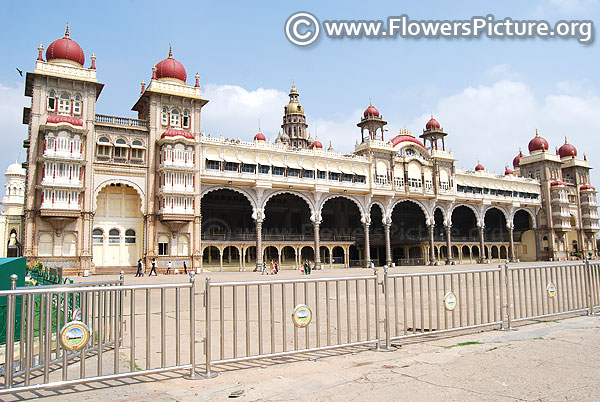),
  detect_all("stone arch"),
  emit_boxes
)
[483,205,510,224]
[512,207,537,229]
[450,203,482,226]
[432,205,447,223]
[389,198,430,223]
[262,190,316,221]
[201,186,258,214]
[369,200,387,221]
[319,194,366,223]
[93,179,145,214]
